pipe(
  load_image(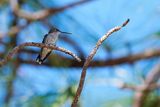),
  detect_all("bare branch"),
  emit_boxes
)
[114,63,160,107]
[148,83,160,90]
[5,64,19,106]
[68,49,160,67]
[0,22,30,39]
[0,42,81,66]
[71,19,130,107]
[118,82,139,91]
[145,63,160,85]
[12,48,160,67]
[9,0,93,21]
[133,63,160,107]
[156,83,160,88]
